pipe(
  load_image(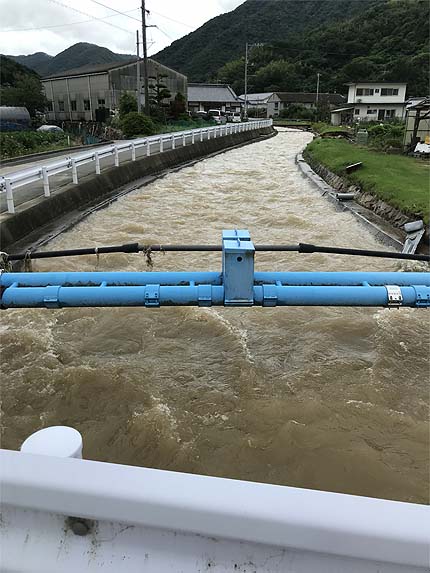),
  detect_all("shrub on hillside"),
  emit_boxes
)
[121,112,156,138]
[0,131,67,158]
